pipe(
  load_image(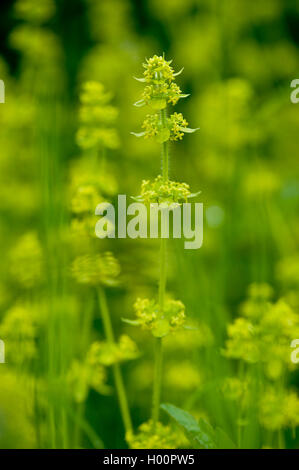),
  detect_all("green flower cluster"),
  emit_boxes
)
[142,82,182,109]
[143,55,176,83]
[76,81,119,150]
[135,55,187,110]
[71,252,120,287]
[141,112,190,142]
[126,420,187,449]
[136,175,192,206]
[132,55,198,143]
[87,335,139,366]
[124,297,185,338]
[224,283,299,379]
